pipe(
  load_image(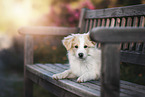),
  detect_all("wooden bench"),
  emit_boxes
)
[19,4,145,97]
